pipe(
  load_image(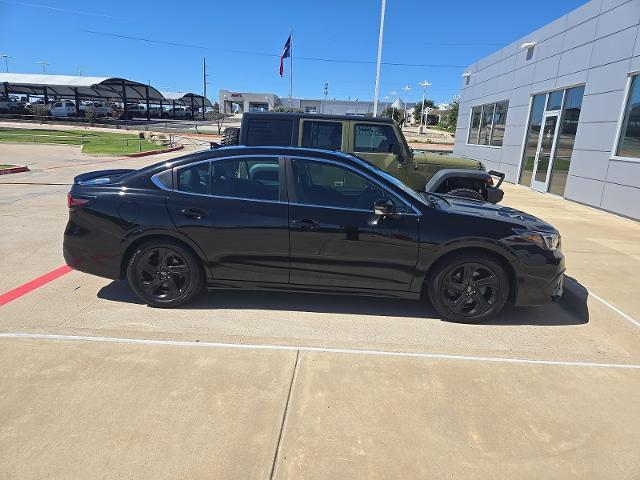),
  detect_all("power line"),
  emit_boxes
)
[0,0,127,20]
[82,30,468,68]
